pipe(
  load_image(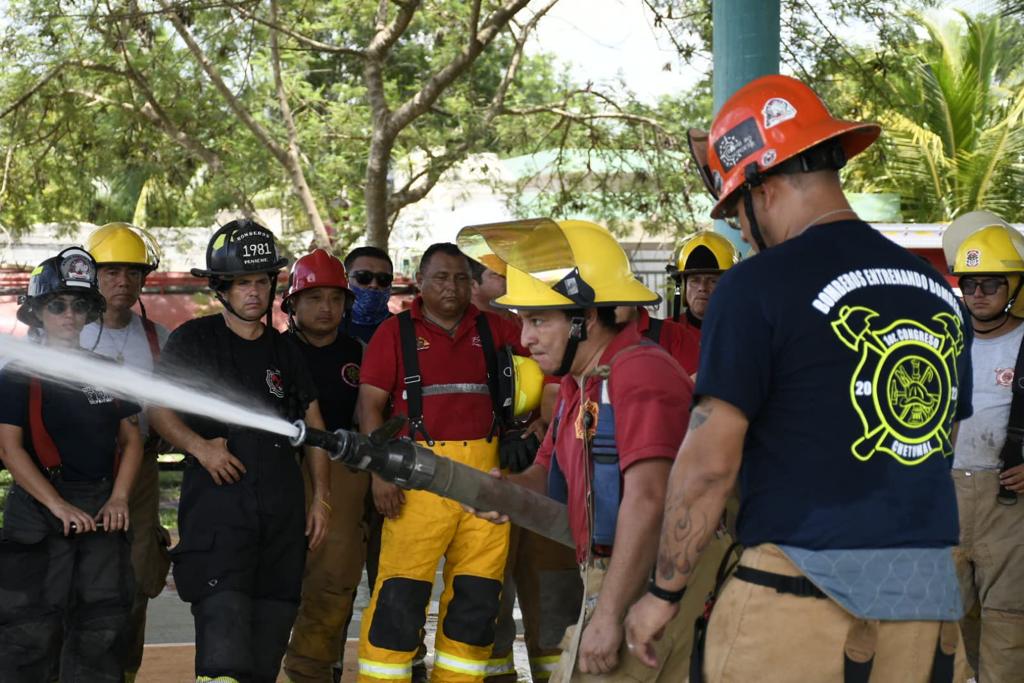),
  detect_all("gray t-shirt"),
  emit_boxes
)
[80,312,170,437]
[954,323,1024,470]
